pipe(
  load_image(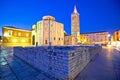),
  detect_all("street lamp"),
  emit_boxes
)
[108,34,110,37]
[108,34,111,45]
